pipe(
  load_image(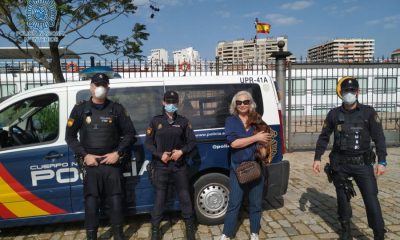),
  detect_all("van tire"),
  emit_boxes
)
[193,172,230,225]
